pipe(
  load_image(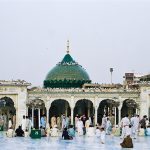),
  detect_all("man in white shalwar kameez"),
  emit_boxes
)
[121,114,130,138]
[77,118,84,136]
[102,115,107,130]
[21,115,26,131]
[61,116,66,129]
[26,116,30,130]
[8,118,12,129]
[132,114,140,139]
